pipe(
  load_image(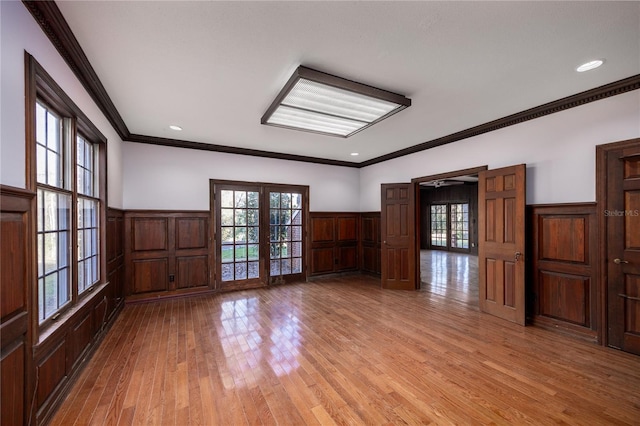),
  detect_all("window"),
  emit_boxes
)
[450,203,469,249]
[212,181,308,289]
[28,55,106,326]
[429,202,470,251]
[269,191,303,276]
[430,204,447,247]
